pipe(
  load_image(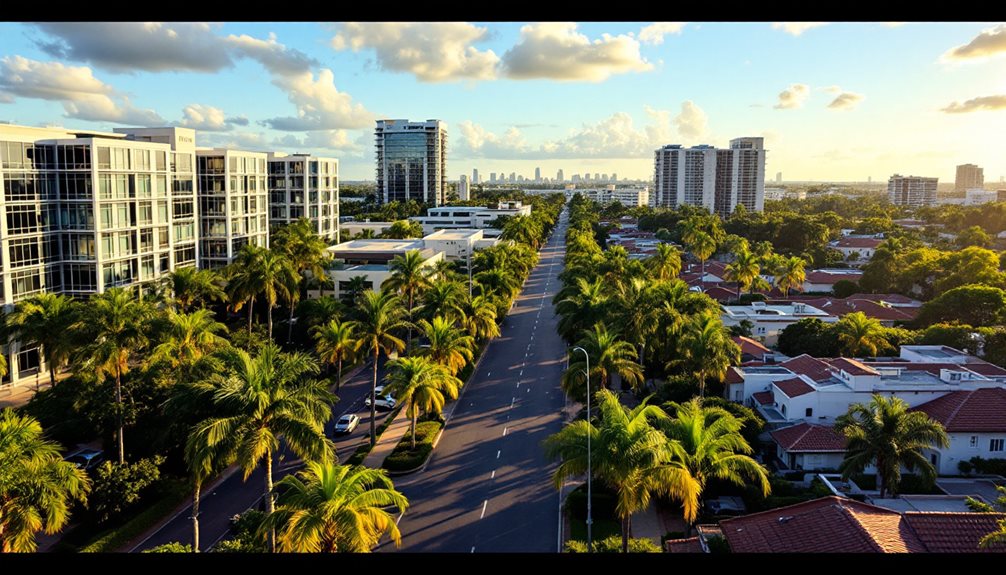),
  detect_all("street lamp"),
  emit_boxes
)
[572,345,592,552]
